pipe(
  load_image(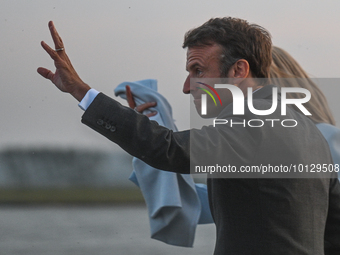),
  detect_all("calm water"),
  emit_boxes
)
[0,205,215,255]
